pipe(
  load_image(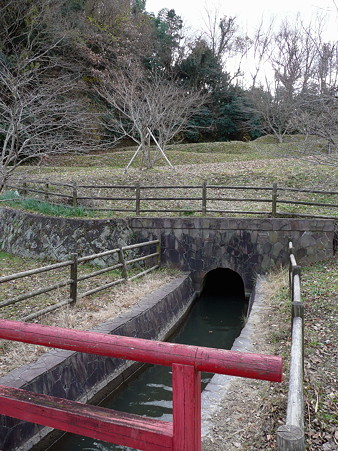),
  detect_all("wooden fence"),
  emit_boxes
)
[4,178,338,218]
[0,319,283,451]
[0,240,160,322]
[276,242,305,451]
